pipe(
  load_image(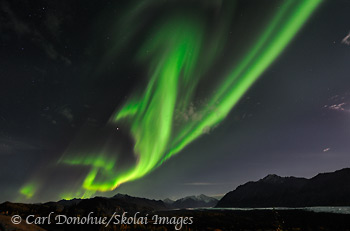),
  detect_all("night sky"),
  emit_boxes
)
[0,0,349,203]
